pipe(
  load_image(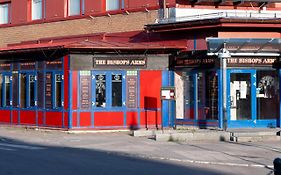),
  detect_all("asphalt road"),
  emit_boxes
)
[0,127,279,175]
